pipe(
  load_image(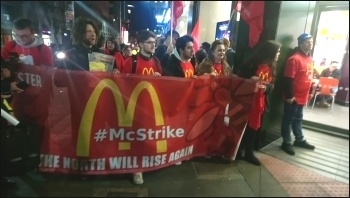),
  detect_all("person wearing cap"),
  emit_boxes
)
[280,33,316,156]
